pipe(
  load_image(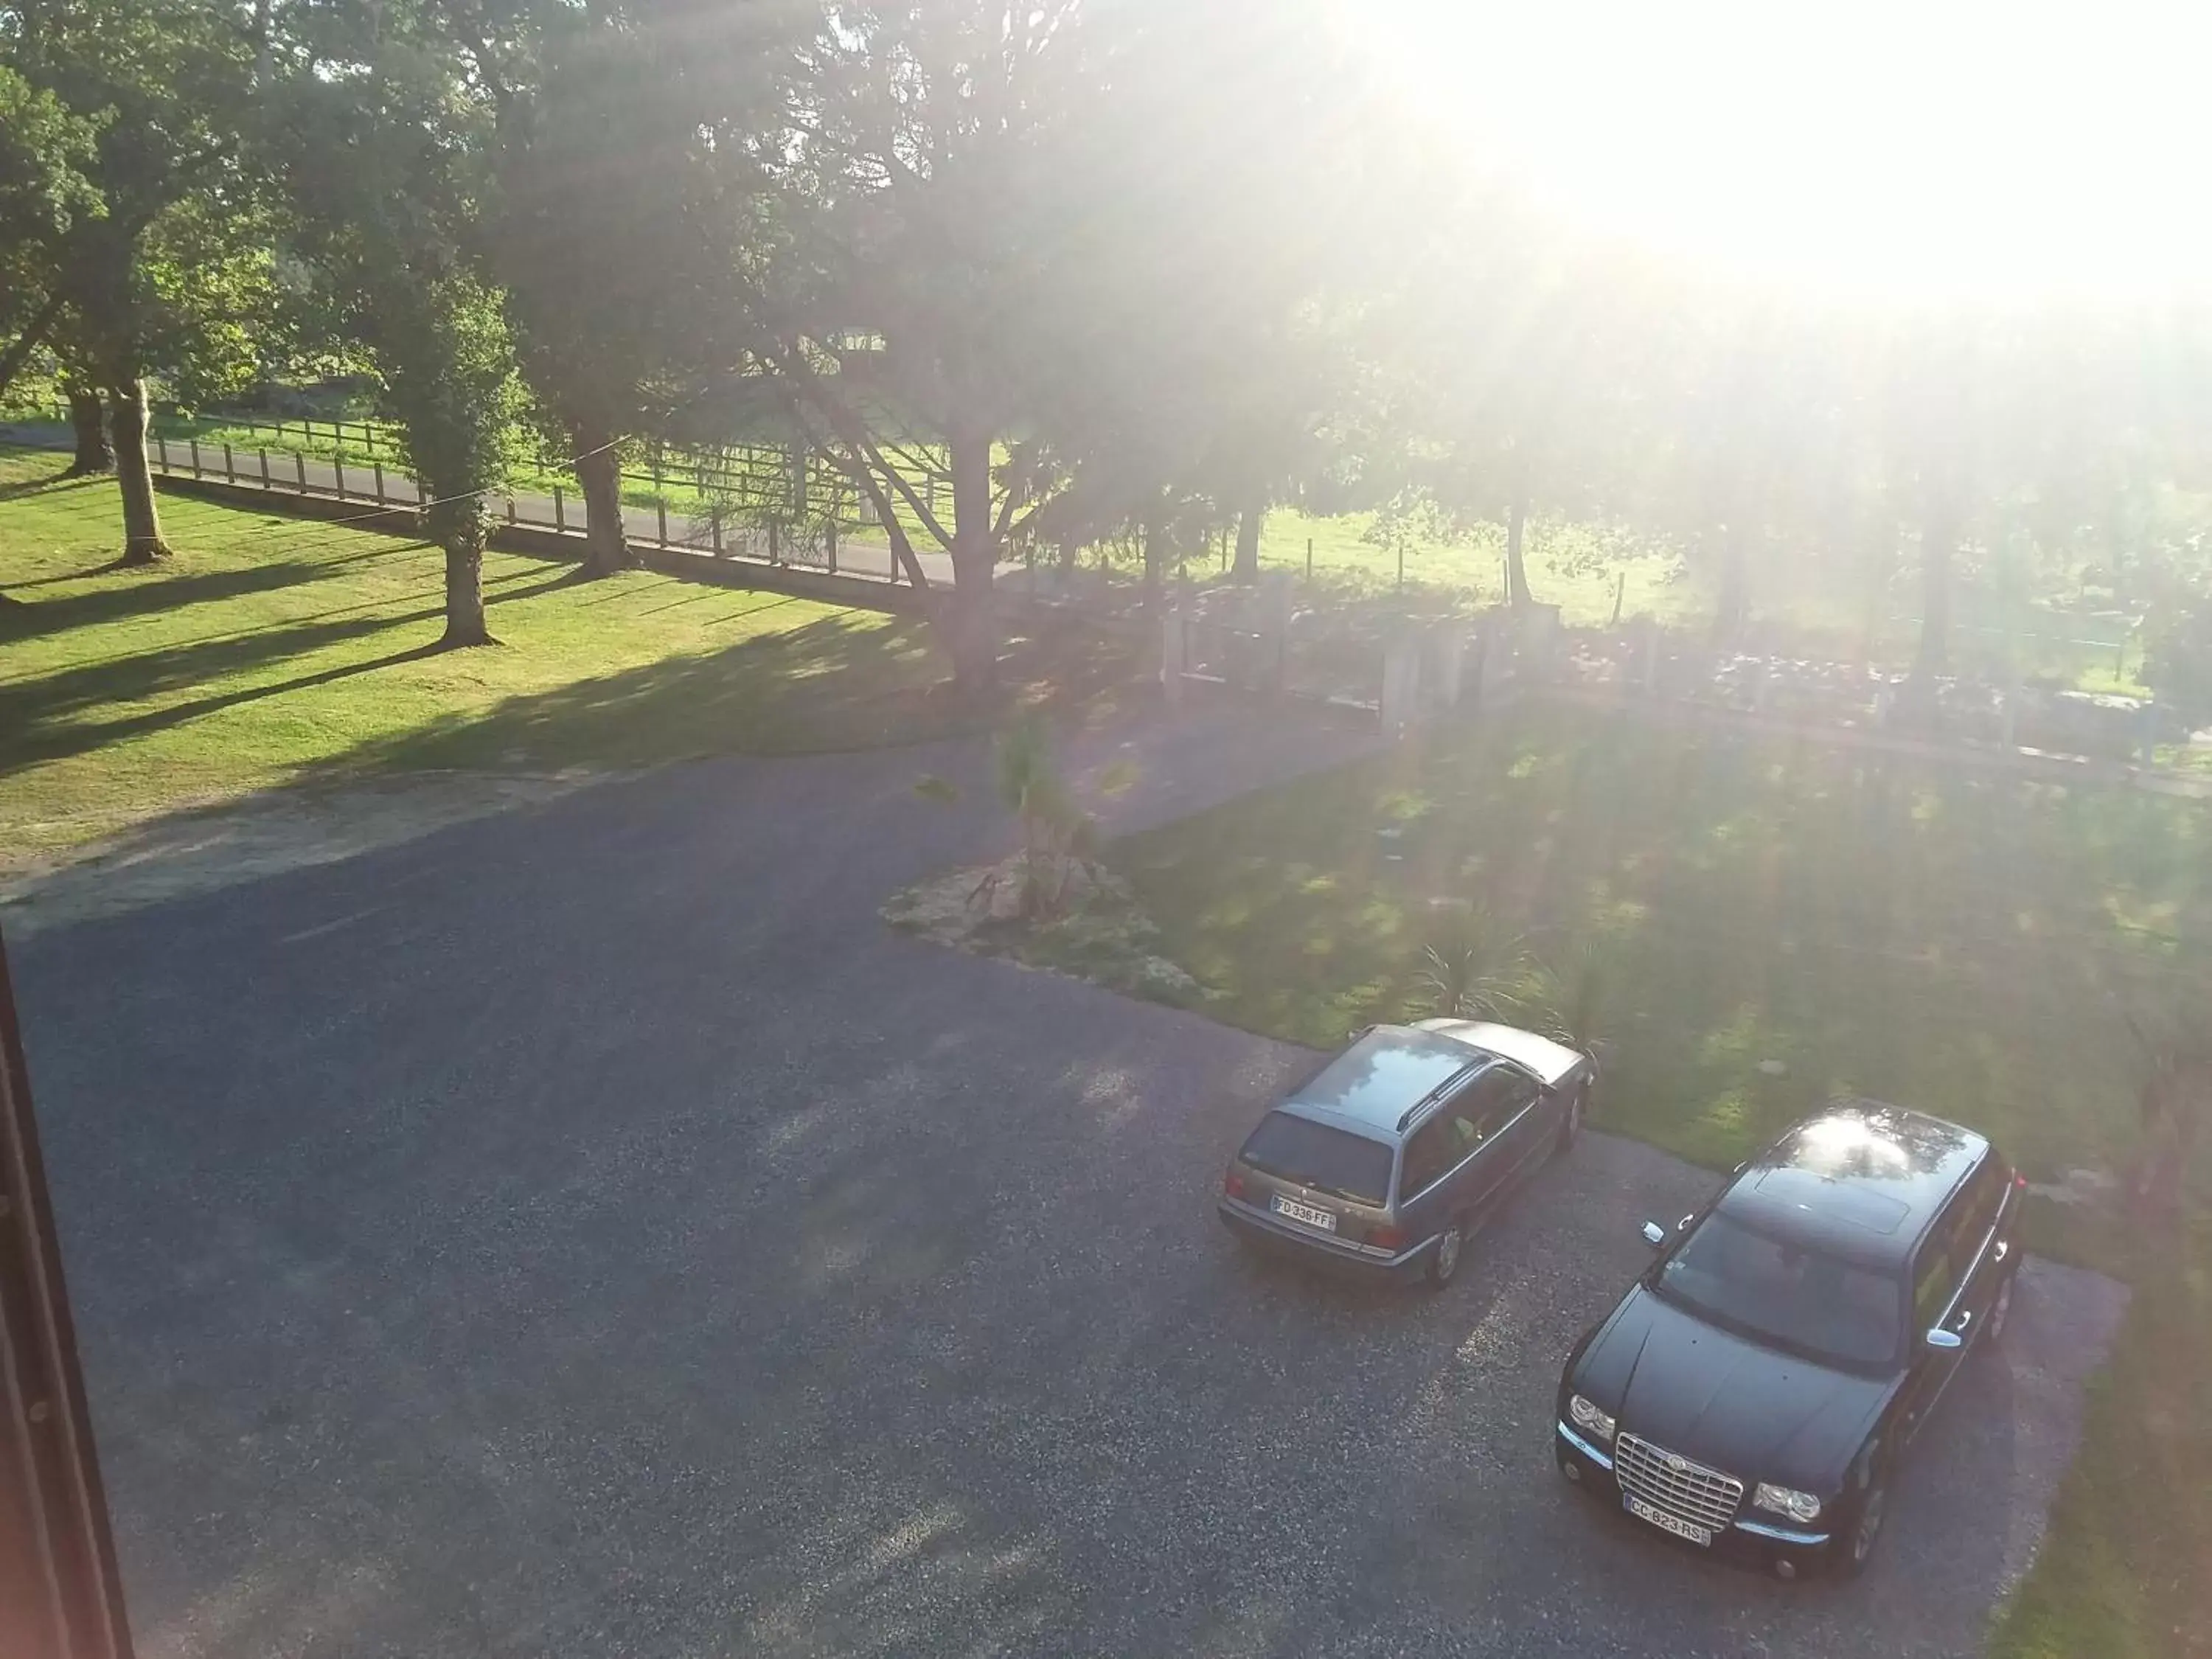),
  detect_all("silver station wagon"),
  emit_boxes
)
[1217,1020,1594,1287]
